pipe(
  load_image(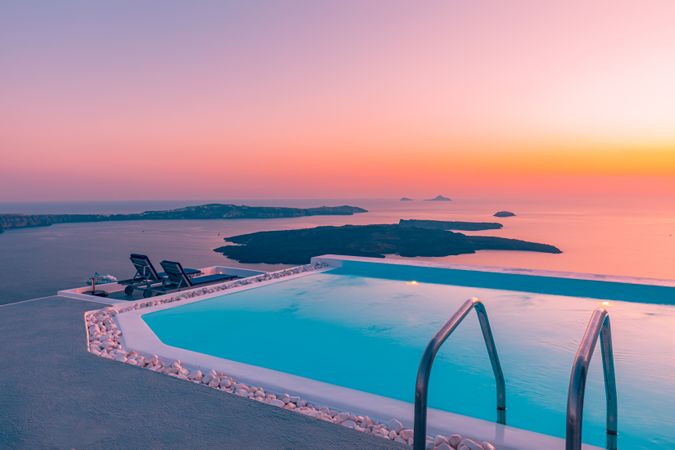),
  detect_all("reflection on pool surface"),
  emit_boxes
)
[143,261,675,449]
